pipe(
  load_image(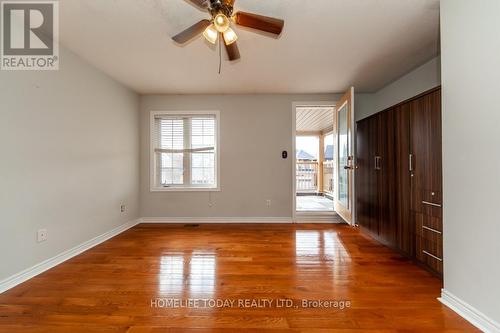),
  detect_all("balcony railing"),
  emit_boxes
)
[296,160,334,194]
[296,161,318,192]
[323,160,334,194]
